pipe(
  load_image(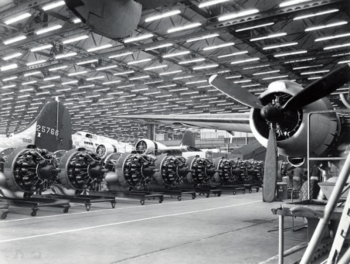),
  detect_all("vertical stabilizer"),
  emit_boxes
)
[34,101,72,151]
[180,131,196,148]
